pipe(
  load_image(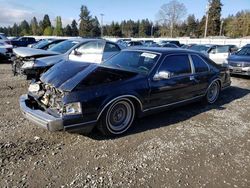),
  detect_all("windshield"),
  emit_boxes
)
[235,47,250,56]
[33,40,50,49]
[48,40,79,54]
[103,51,160,74]
[190,45,210,52]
